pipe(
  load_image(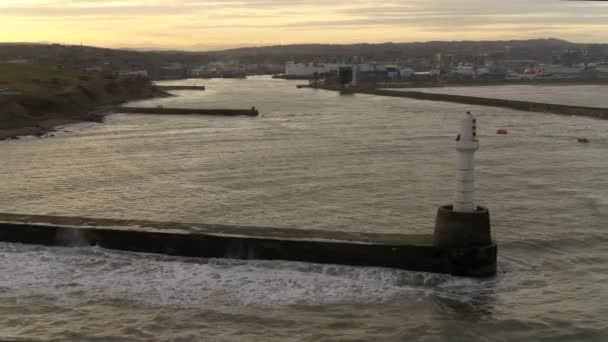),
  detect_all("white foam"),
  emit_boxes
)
[3,121,101,142]
[51,121,101,136]
[0,243,495,308]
